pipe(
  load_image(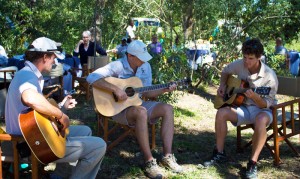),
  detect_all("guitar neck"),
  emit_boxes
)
[134,82,172,93]
[233,87,270,95]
